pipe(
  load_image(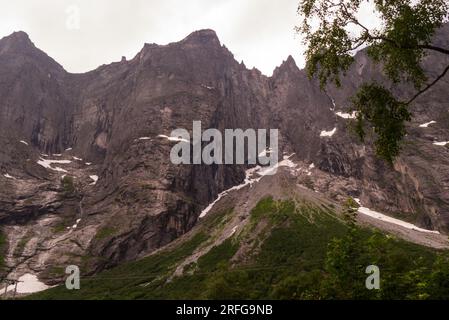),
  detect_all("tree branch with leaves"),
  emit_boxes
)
[298,0,449,163]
